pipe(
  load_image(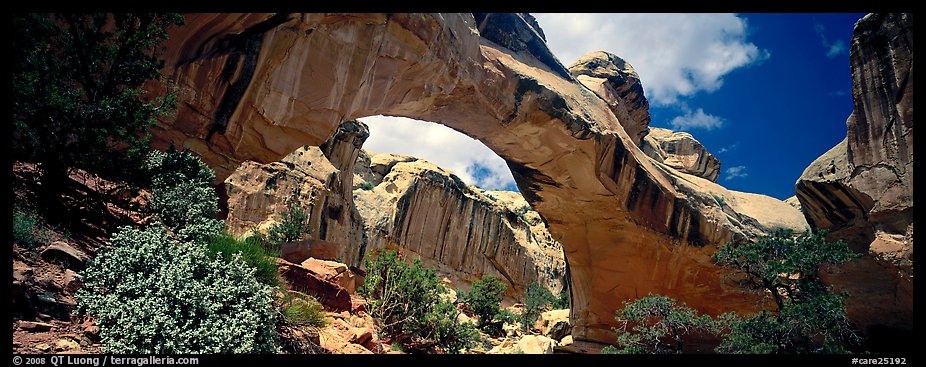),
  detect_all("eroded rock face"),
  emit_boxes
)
[353,152,567,299]
[156,13,811,343]
[795,13,913,334]
[569,51,650,146]
[642,127,721,181]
